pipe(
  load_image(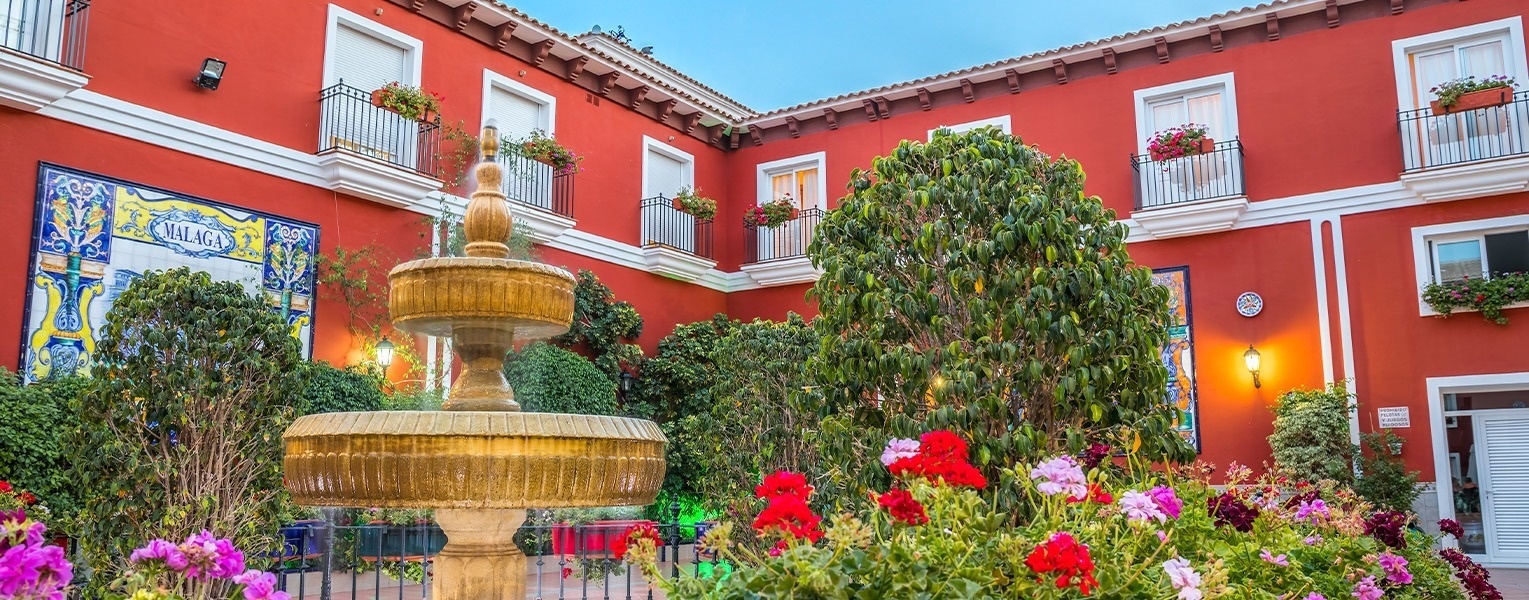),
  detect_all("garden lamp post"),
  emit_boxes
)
[375,339,395,369]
